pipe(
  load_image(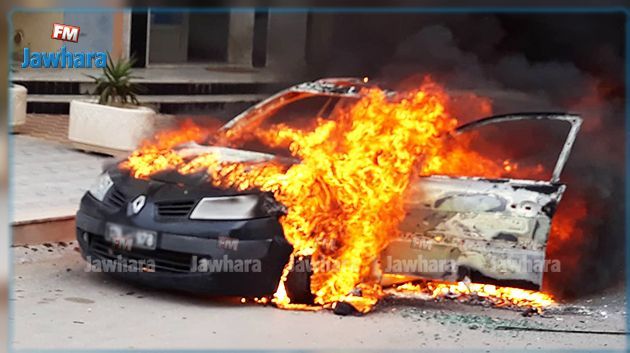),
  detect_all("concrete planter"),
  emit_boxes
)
[69,100,156,155]
[10,84,27,128]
